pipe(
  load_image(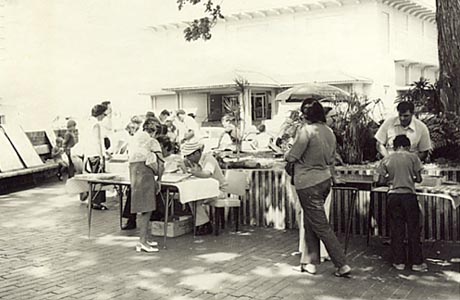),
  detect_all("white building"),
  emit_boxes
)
[147,0,438,126]
[0,0,437,129]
